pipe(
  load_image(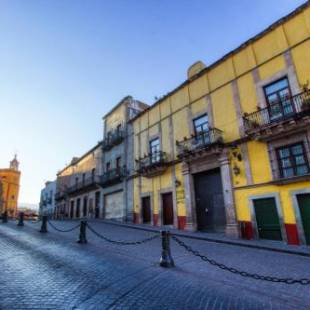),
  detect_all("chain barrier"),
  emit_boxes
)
[172,235,310,285]
[47,220,80,233]
[86,223,159,245]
